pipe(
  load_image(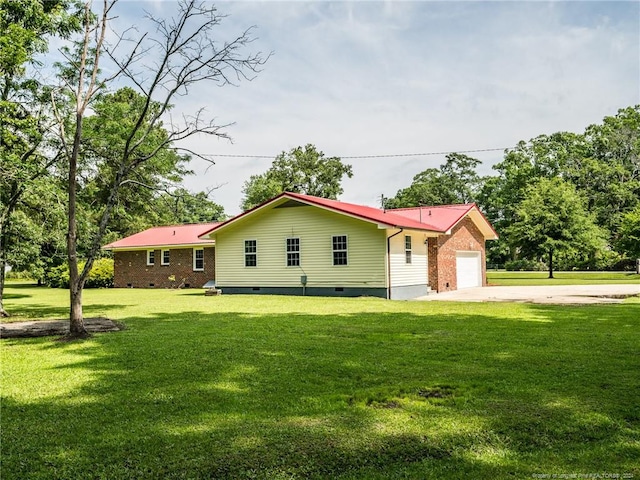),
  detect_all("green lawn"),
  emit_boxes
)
[2,282,639,479]
[488,270,640,286]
